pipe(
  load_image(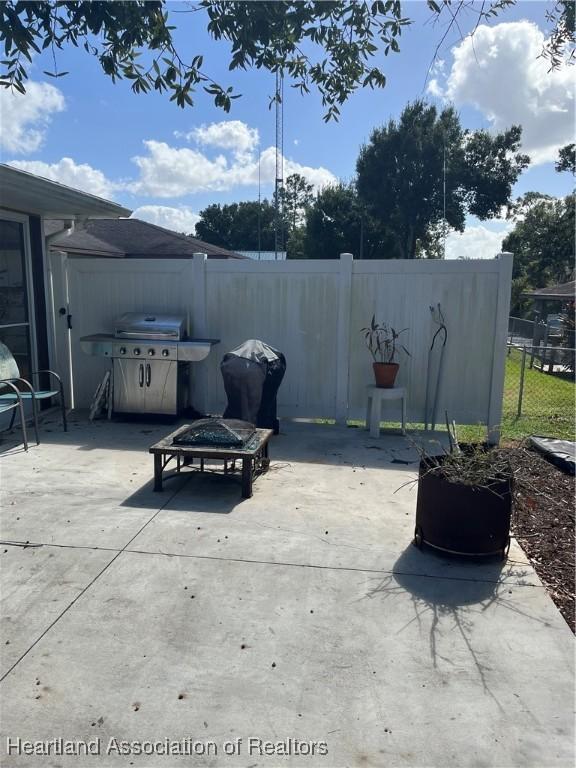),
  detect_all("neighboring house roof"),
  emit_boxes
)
[46,218,244,259]
[237,250,287,261]
[45,221,125,257]
[0,164,131,219]
[523,281,575,301]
